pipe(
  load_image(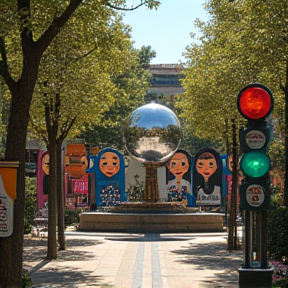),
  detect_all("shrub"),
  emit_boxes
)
[64,208,82,226]
[24,177,37,234]
[22,269,32,288]
[272,277,288,287]
[268,207,288,261]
